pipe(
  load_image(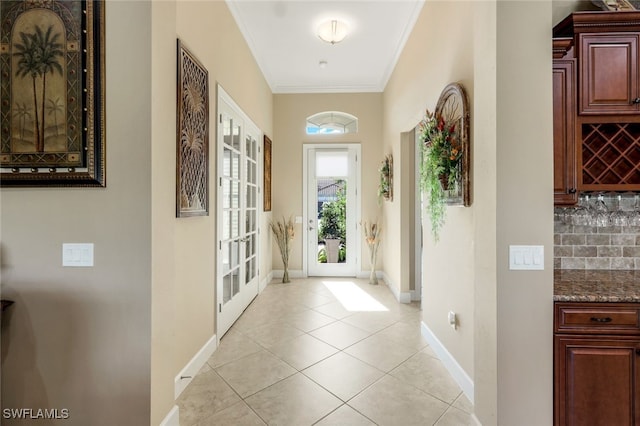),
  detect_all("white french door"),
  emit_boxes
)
[304,144,360,277]
[217,87,260,337]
